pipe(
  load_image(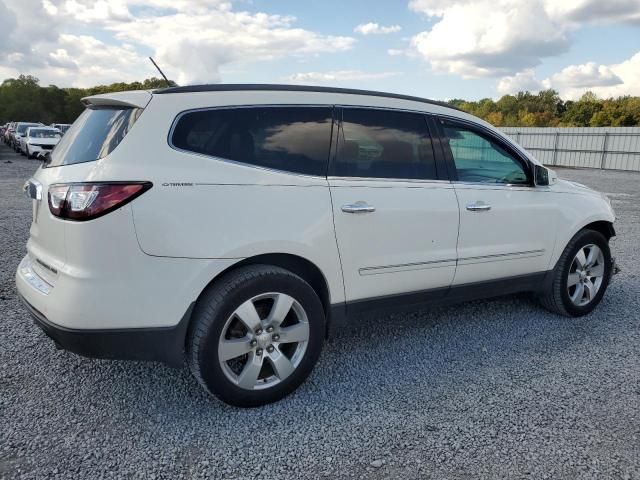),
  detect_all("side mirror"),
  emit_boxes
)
[534,165,557,186]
